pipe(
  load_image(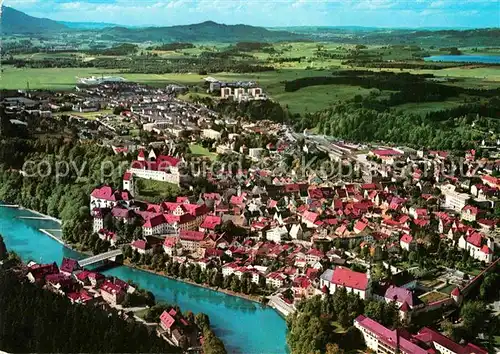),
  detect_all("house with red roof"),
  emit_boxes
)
[67,289,99,305]
[458,231,494,263]
[400,234,414,251]
[163,236,179,256]
[199,215,222,232]
[481,174,500,189]
[131,239,153,254]
[179,230,205,252]
[369,148,404,165]
[461,205,479,222]
[292,276,315,300]
[477,218,497,231]
[60,258,81,276]
[27,262,59,283]
[122,171,133,194]
[98,229,117,246]
[353,220,369,234]
[100,280,125,305]
[142,213,197,236]
[320,266,370,300]
[302,210,319,228]
[90,186,133,209]
[265,271,287,288]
